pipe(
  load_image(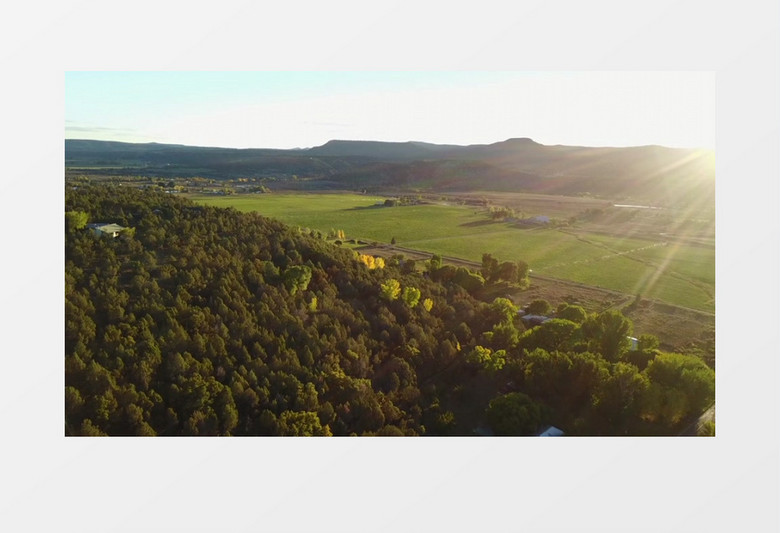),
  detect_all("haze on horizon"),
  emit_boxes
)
[65,71,715,151]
